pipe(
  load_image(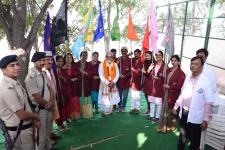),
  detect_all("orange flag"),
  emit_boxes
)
[127,8,139,41]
